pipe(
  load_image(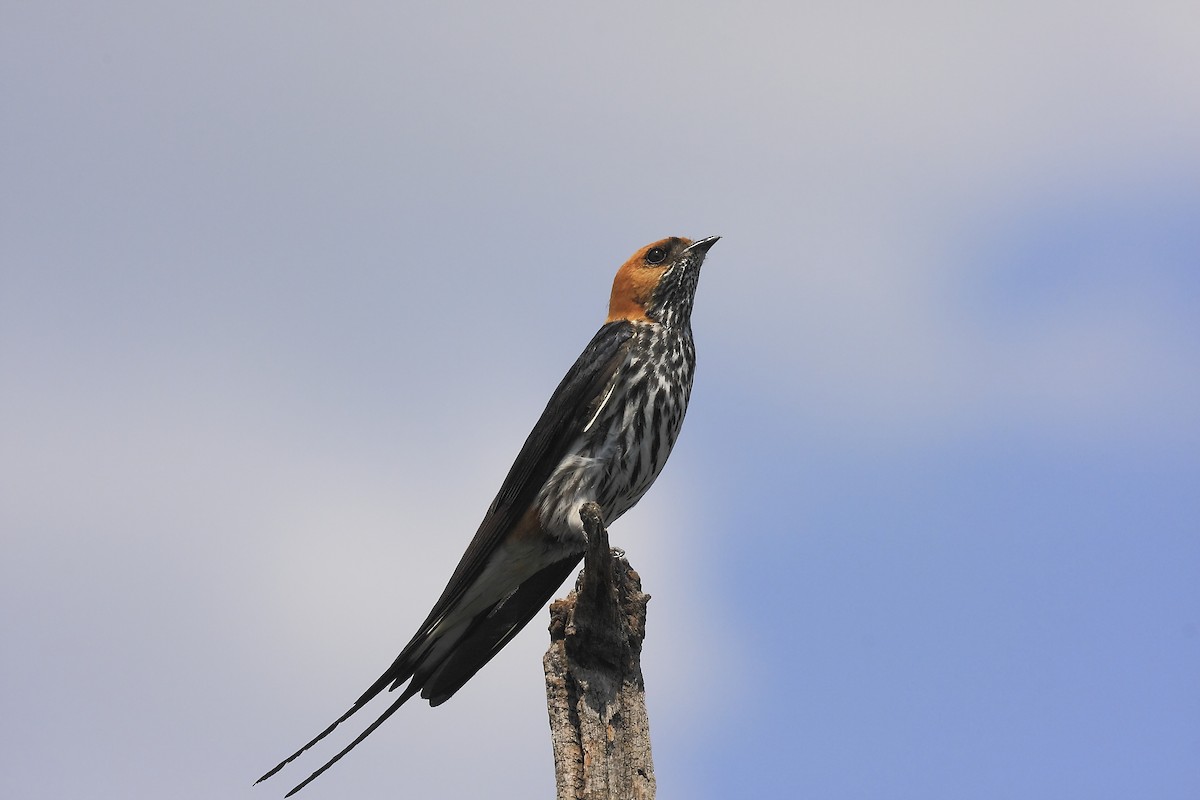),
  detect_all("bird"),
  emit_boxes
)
[257,234,719,796]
